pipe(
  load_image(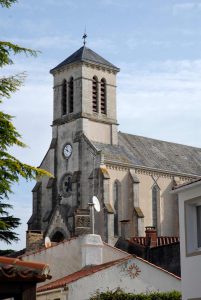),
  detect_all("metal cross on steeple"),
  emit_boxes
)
[82,30,87,46]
